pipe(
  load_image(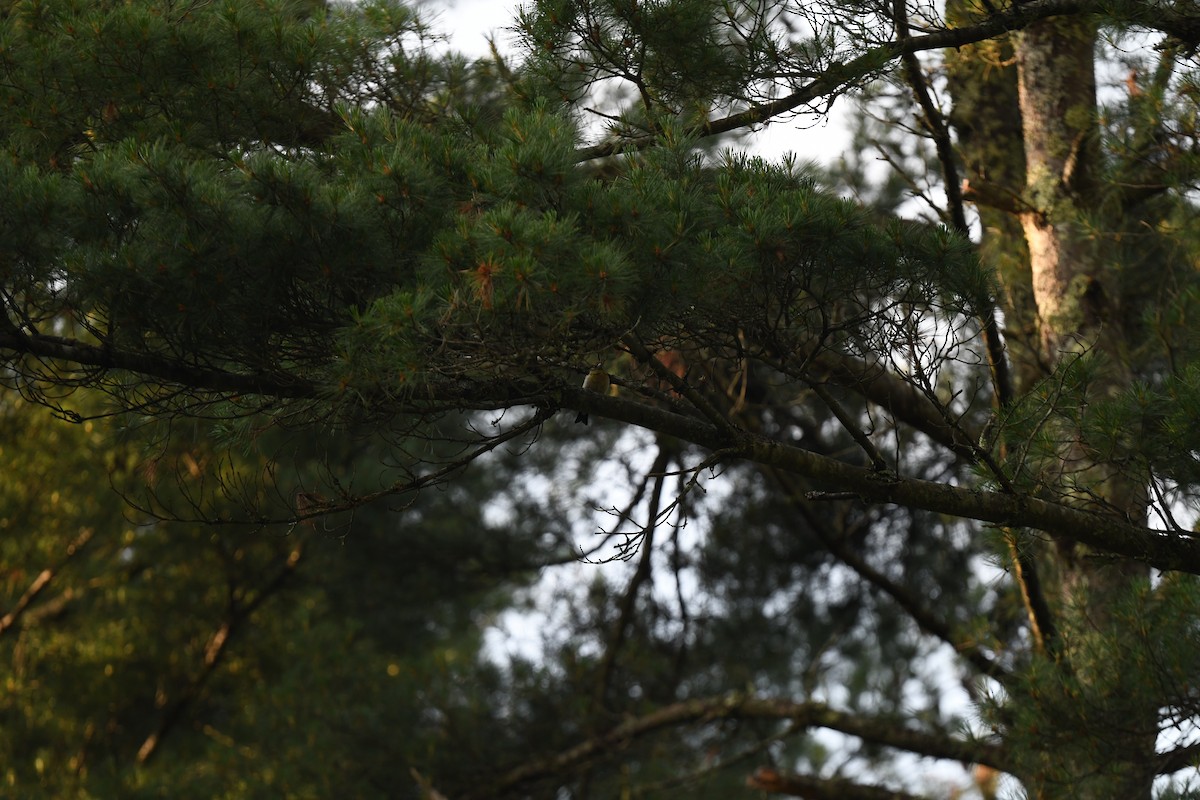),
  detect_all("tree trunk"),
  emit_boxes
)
[949,7,1161,796]
[1013,16,1155,800]
[944,0,1037,387]
[1016,16,1101,359]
